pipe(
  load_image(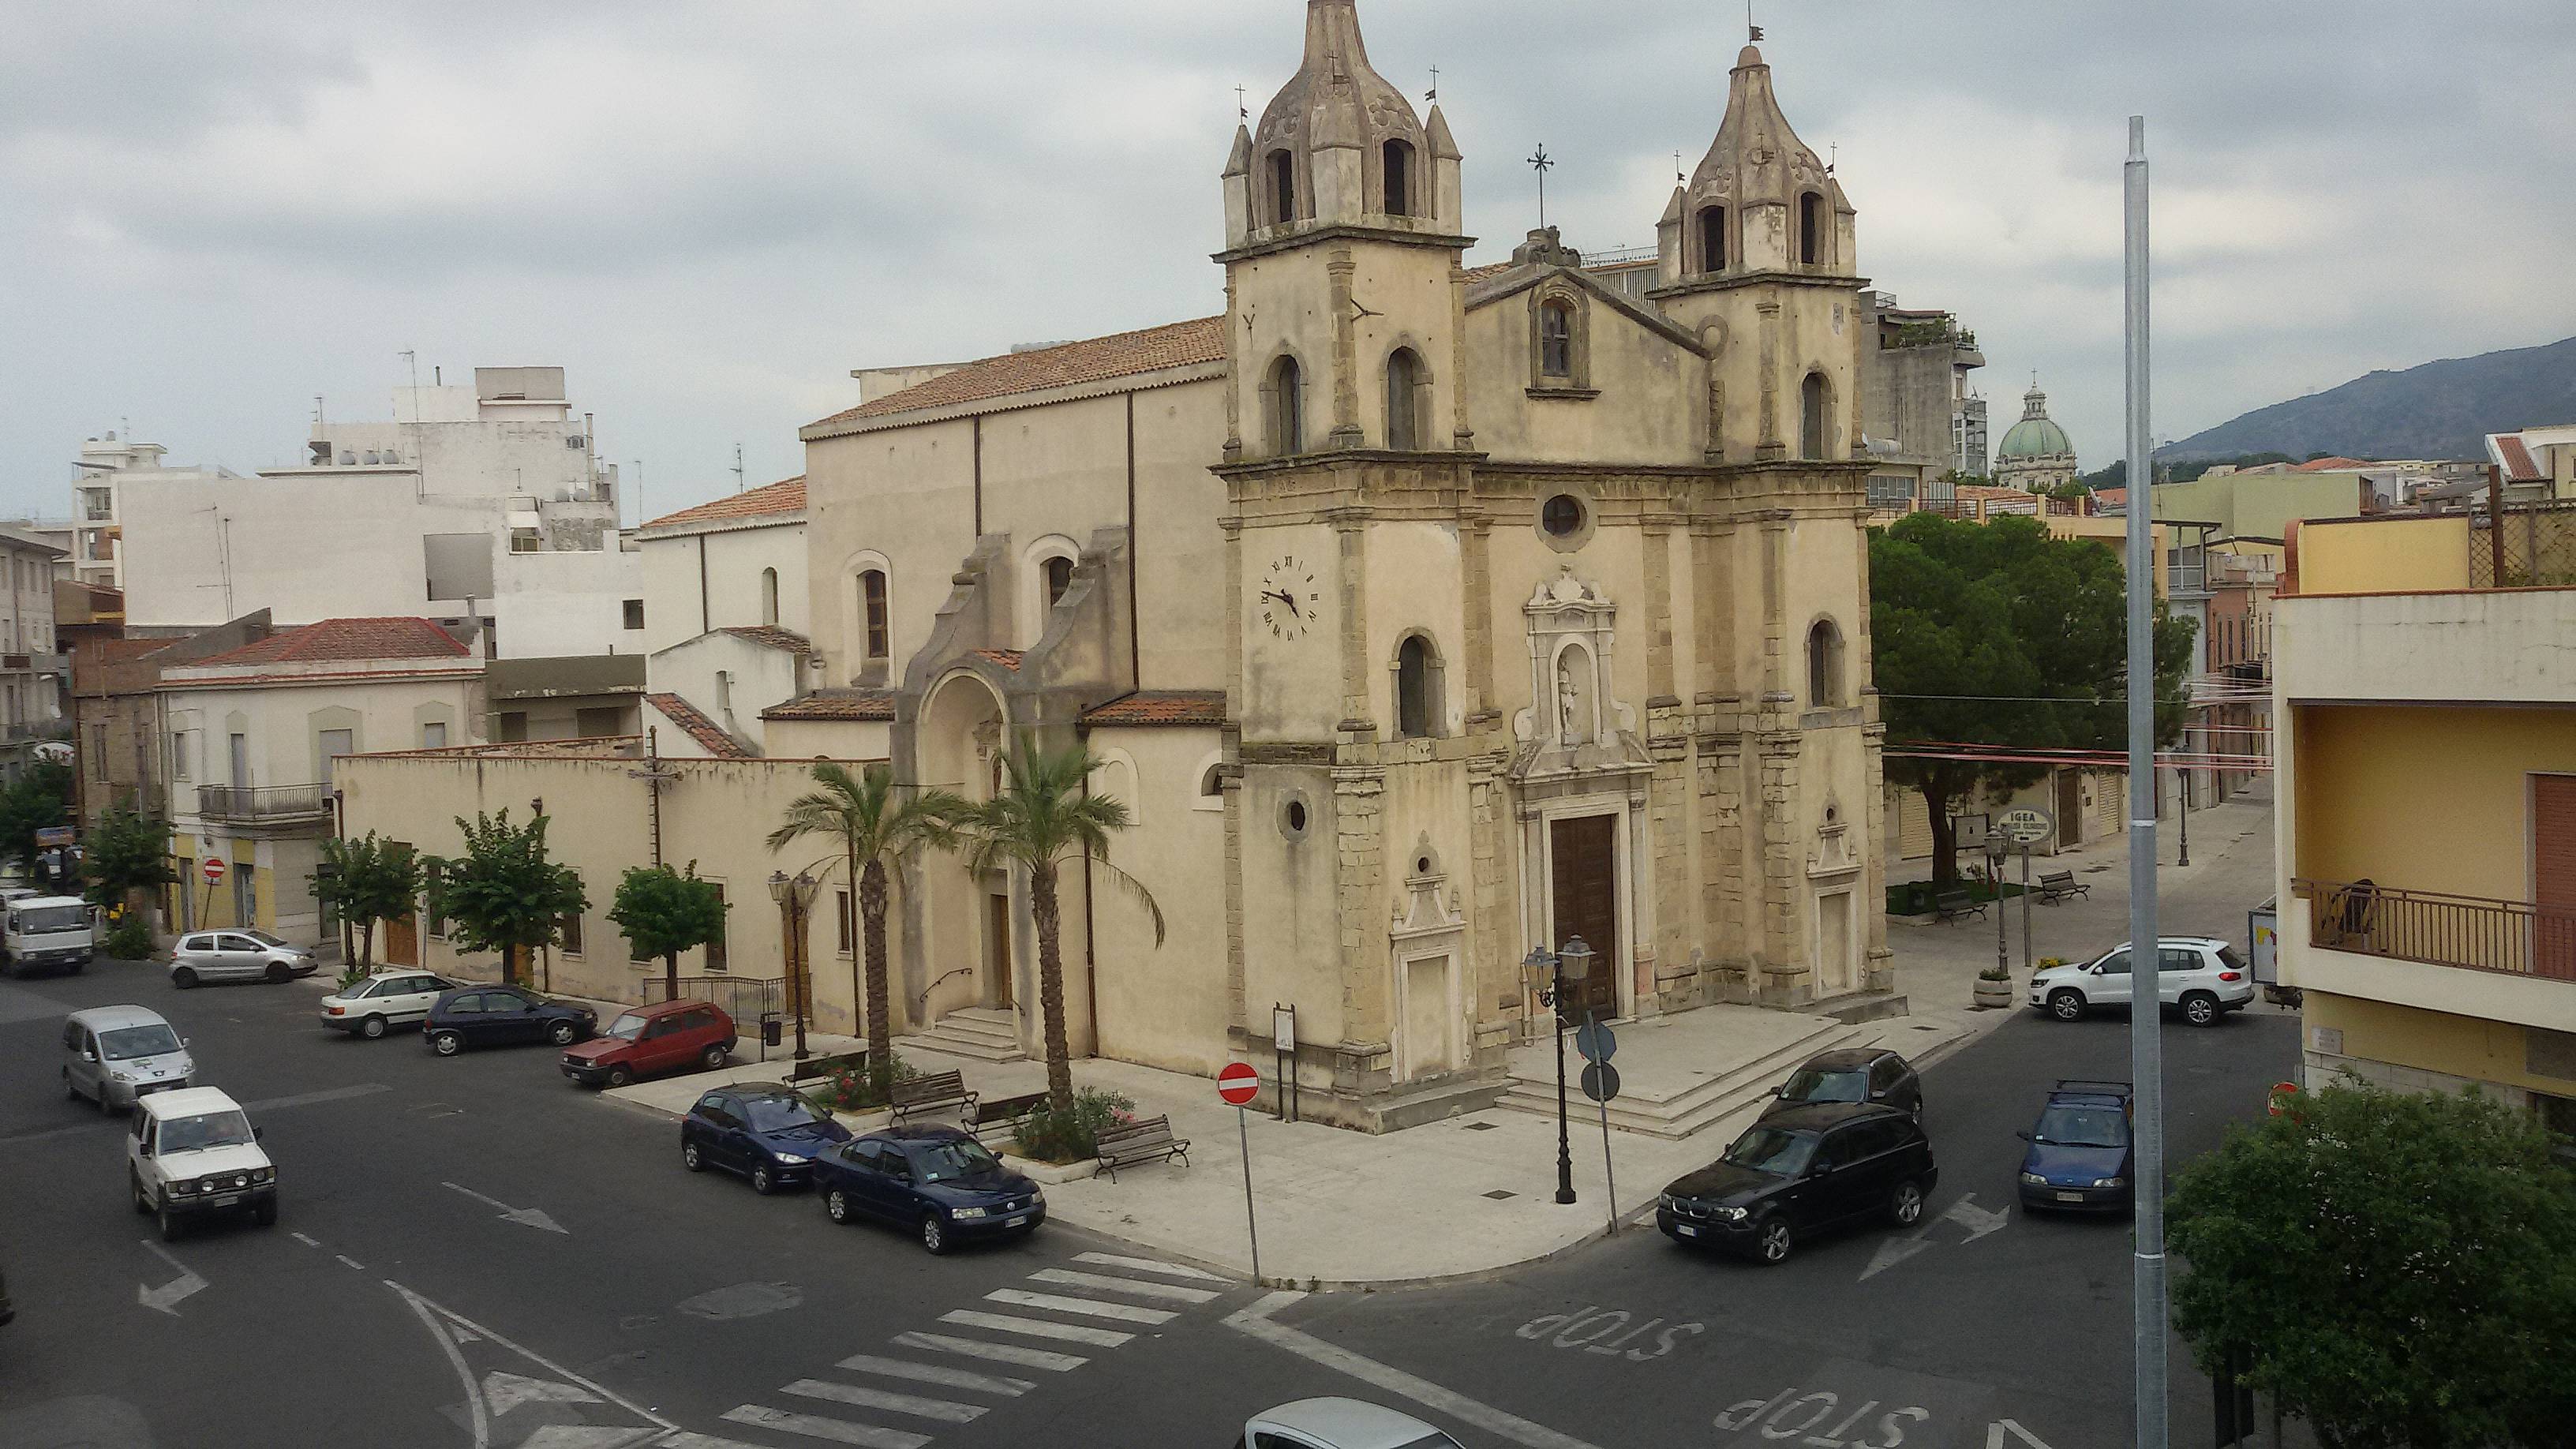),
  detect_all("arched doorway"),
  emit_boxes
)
[918,671,1014,1022]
